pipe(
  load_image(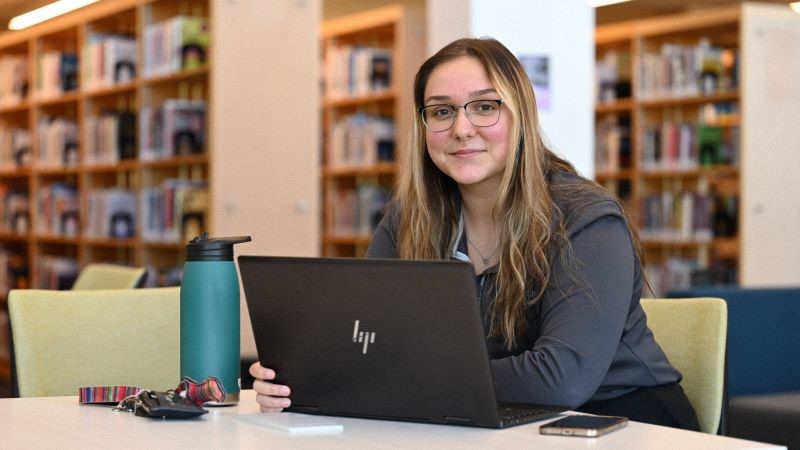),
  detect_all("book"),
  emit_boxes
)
[37,116,79,168]
[86,111,137,163]
[144,16,209,76]
[37,182,79,236]
[84,34,138,90]
[324,44,393,99]
[142,264,183,287]
[140,100,206,161]
[85,189,136,239]
[179,16,209,70]
[3,189,29,233]
[165,99,206,155]
[178,187,208,242]
[370,50,391,91]
[712,193,738,237]
[118,111,137,160]
[60,53,78,92]
[639,38,737,99]
[36,255,79,289]
[0,126,31,169]
[0,54,28,107]
[331,182,390,236]
[0,249,29,295]
[698,126,723,166]
[140,179,207,242]
[107,36,137,84]
[328,113,394,168]
[595,115,632,172]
